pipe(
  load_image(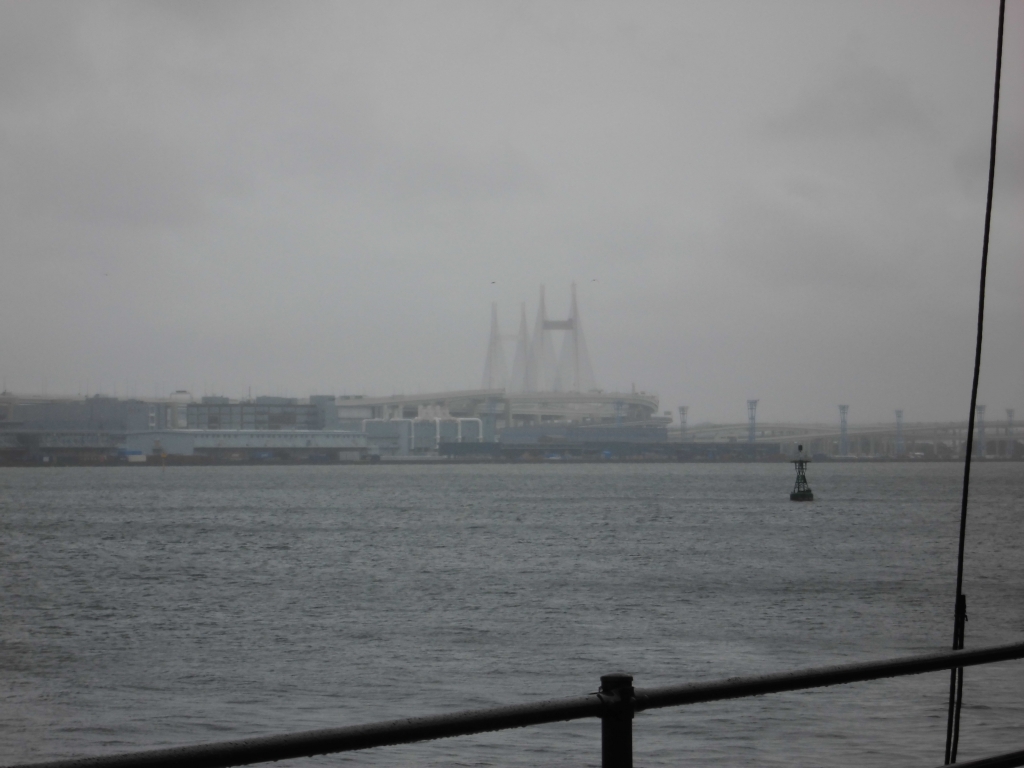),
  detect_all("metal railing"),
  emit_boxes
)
[8,641,1024,768]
